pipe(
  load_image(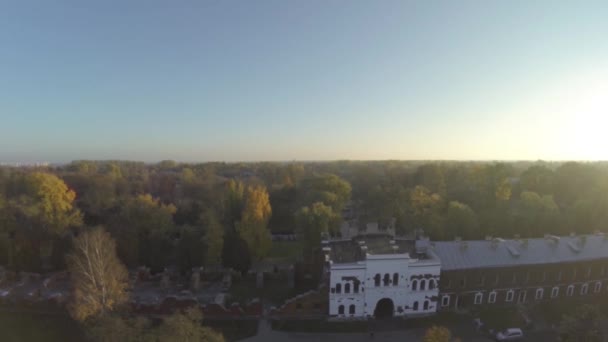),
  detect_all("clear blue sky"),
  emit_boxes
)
[1,0,607,163]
